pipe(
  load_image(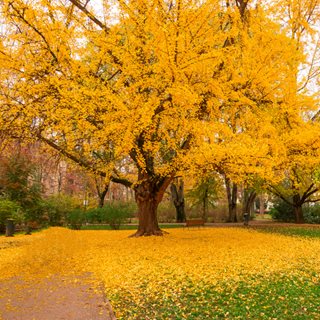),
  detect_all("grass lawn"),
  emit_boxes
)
[253,225,320,239]
[0,227,319,319]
